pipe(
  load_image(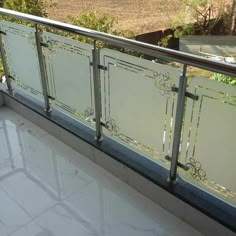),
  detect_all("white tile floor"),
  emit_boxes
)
[0,106,204,236]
